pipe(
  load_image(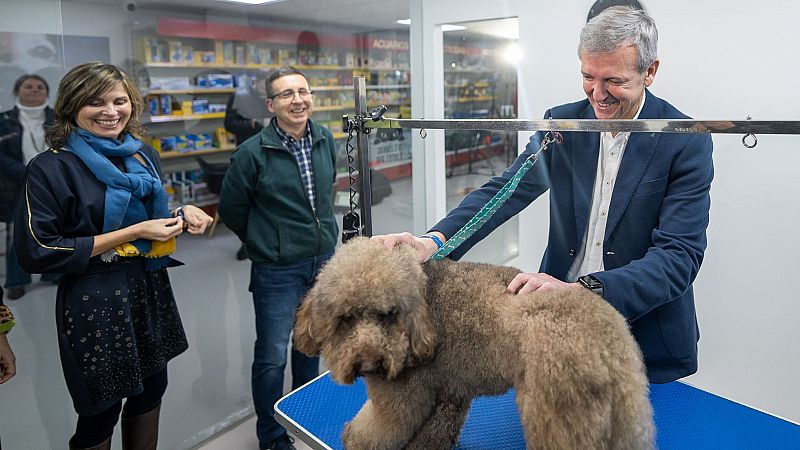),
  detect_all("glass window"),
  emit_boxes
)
[442,17,519,263]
